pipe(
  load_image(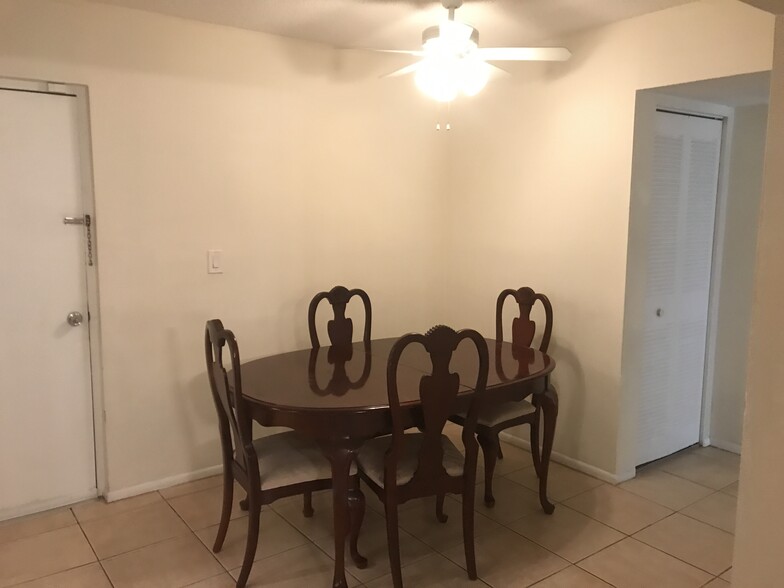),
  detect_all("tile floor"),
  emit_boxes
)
[0,437,739,587]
